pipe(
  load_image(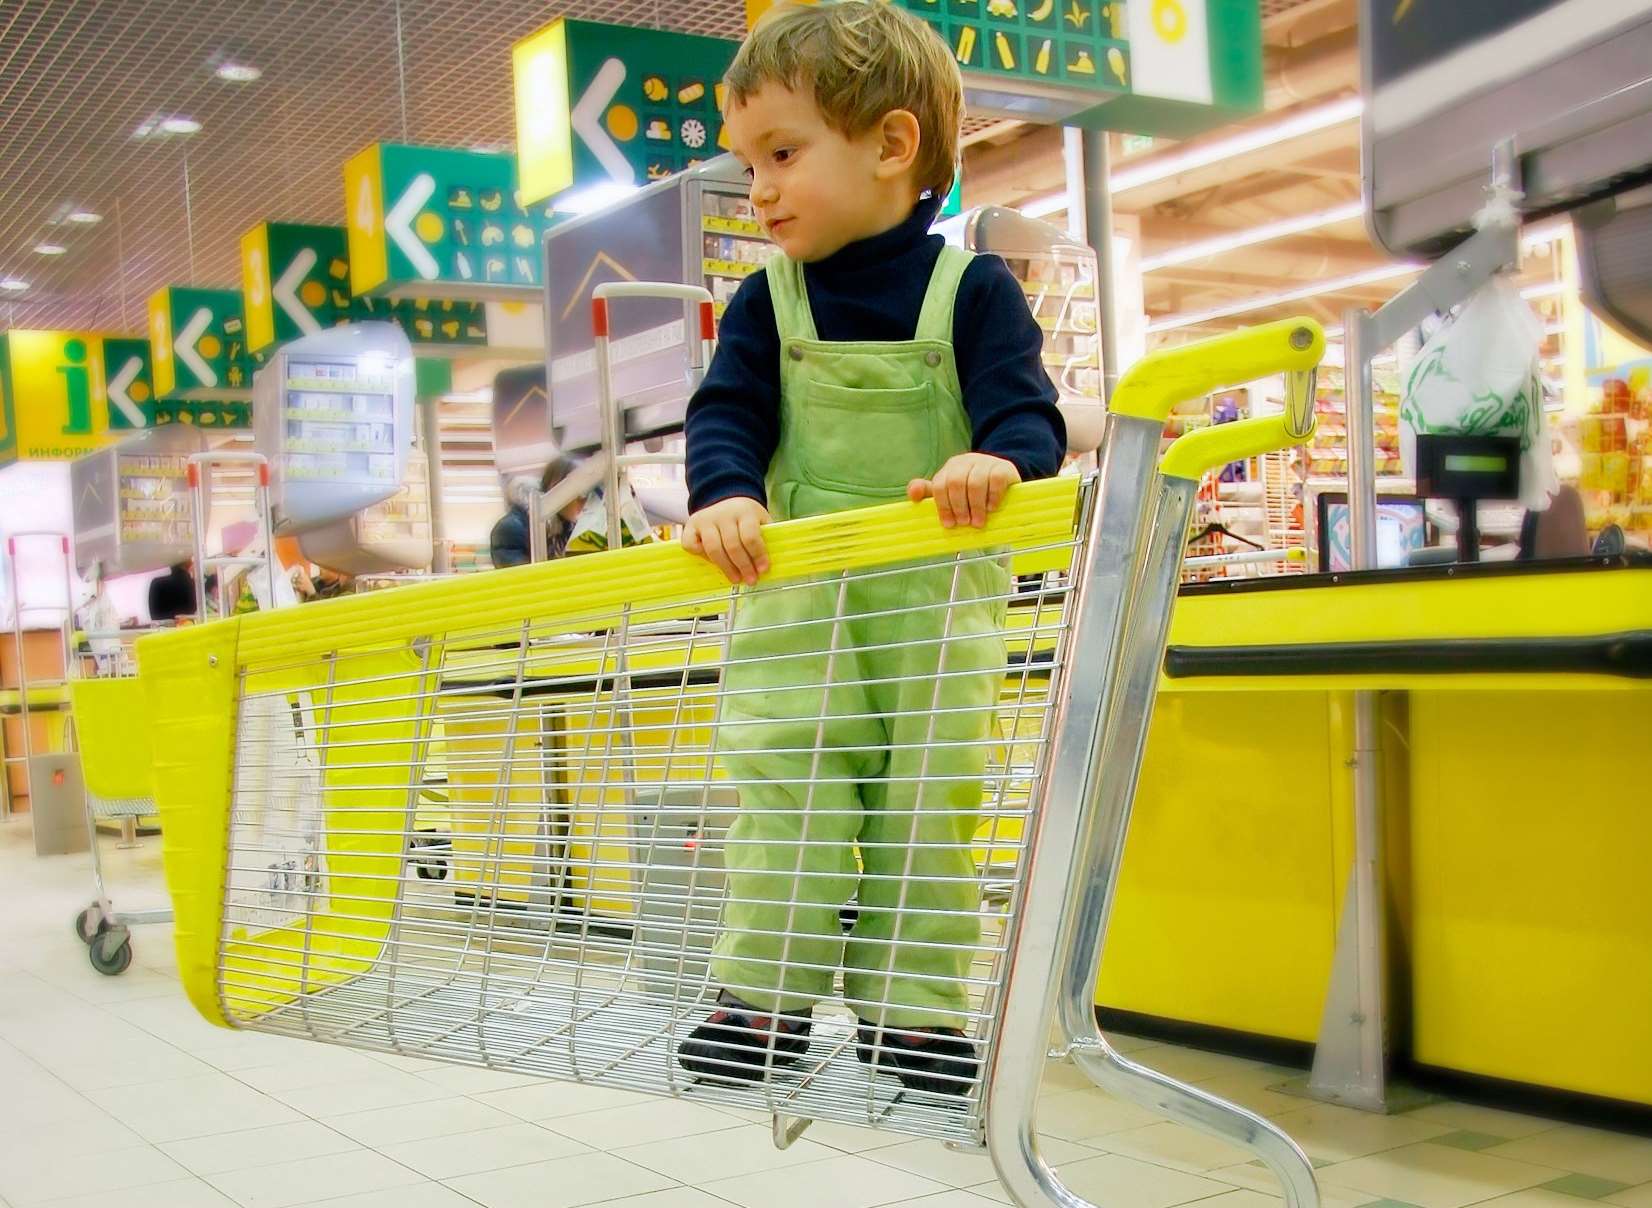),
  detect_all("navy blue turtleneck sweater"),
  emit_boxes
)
[685,196,1066,513]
